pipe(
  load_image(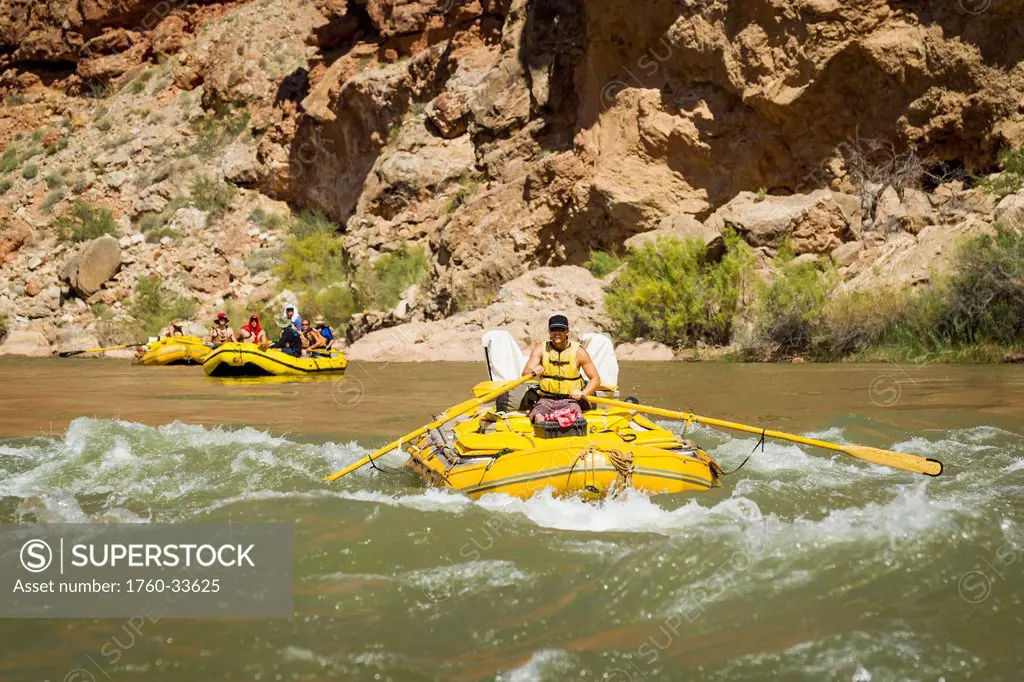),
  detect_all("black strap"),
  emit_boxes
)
[722,429,765,476]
